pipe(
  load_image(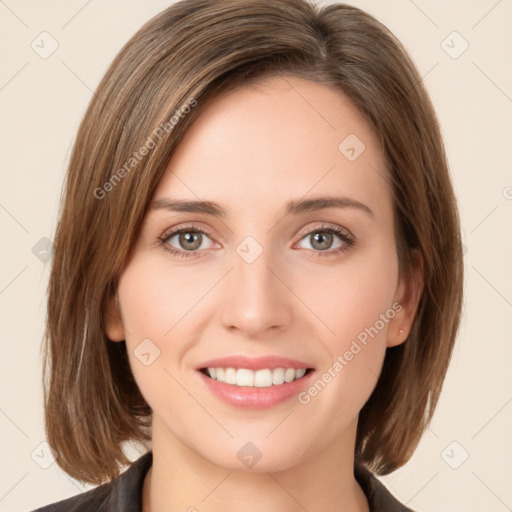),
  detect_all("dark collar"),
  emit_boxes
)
[105,450,153,511]
[355,462,416,511]
[33,451,153,512]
